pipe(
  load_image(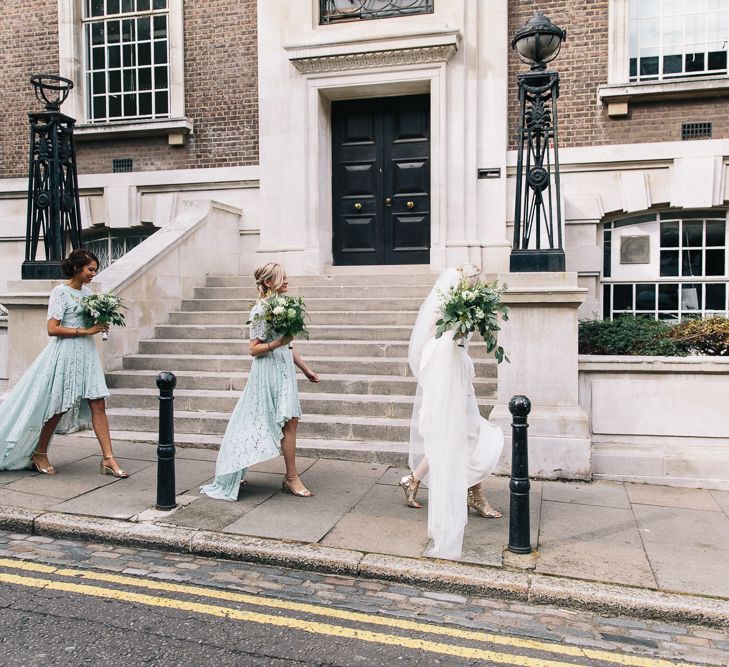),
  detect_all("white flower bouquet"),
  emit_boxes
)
[78,290,127,341]
[435,278,510,363]
[249,295,309,342]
